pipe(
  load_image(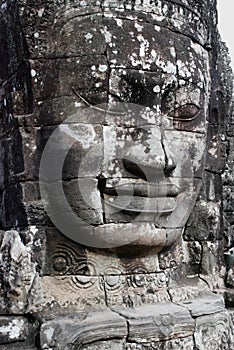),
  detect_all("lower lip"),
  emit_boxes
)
[104,195,178,214]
